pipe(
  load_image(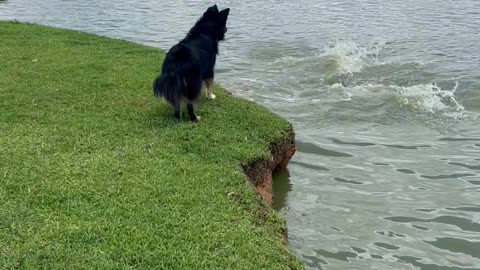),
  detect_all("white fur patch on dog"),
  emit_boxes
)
[206,93,216,100]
